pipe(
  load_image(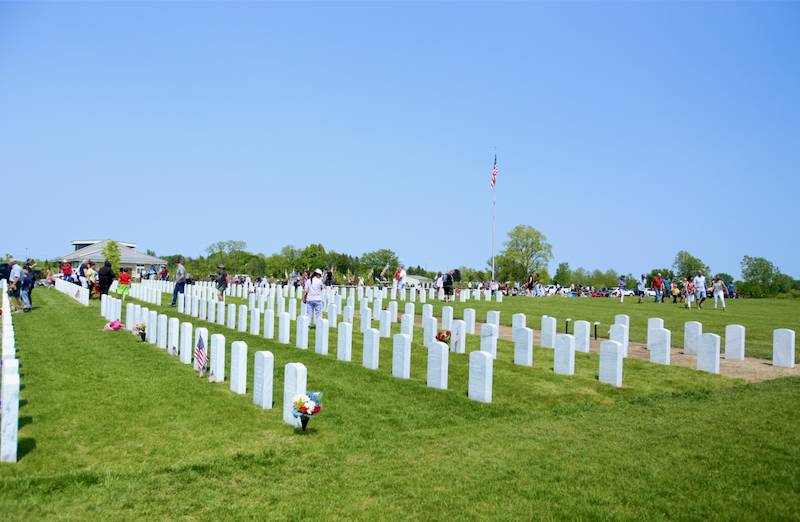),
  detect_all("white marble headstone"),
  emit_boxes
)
[554,334,576,375]
[649,328,671,365]
[468,350,492,403]
[725,324,745,361]
[773,328,795,368]
[540,316,556,348]
[684,321,702,355]
[315,318,329,355]
[599,340,623,387]
[253,351,274,409]
[179,322,193,364]
[283,363,307,428]
[278,312,290,344]
[363,328,380,369]
[230,341,248,394]
[514,327,533,366]
[427,341,448,390]
[337,321,352,362]
[296,315,310,349]
[574,320,590,353]
[392,333,411,379]
[480,323,498,358]
[609,323,628,358]
[464,308,476,335]
[451,319,466,354]
[210,333,226,382]
[697,333,720,374]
